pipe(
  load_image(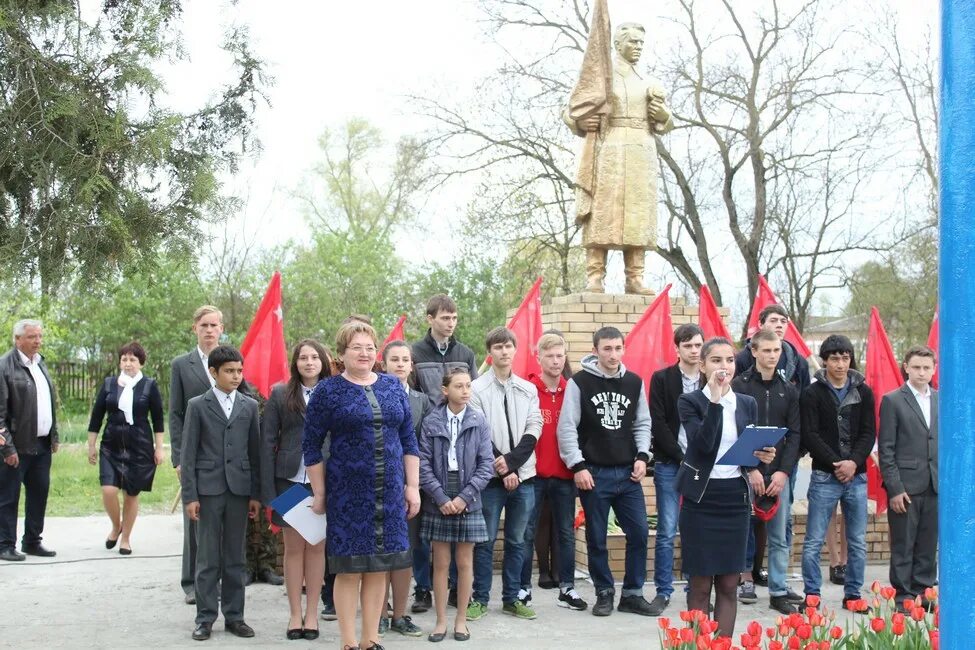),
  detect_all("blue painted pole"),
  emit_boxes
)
[940,2,975,647]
